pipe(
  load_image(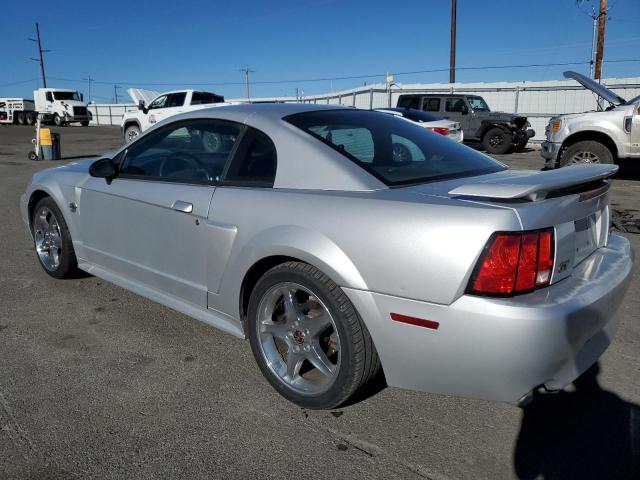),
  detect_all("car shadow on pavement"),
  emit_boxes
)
[513,363,640,480]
